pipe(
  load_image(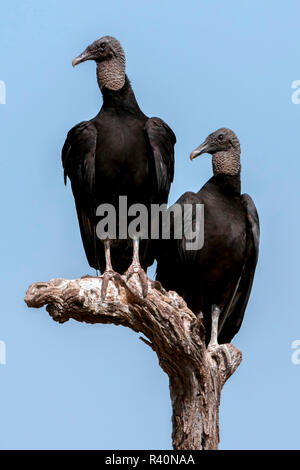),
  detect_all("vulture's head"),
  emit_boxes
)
[190,128,241,175]
[72,36,126,91]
